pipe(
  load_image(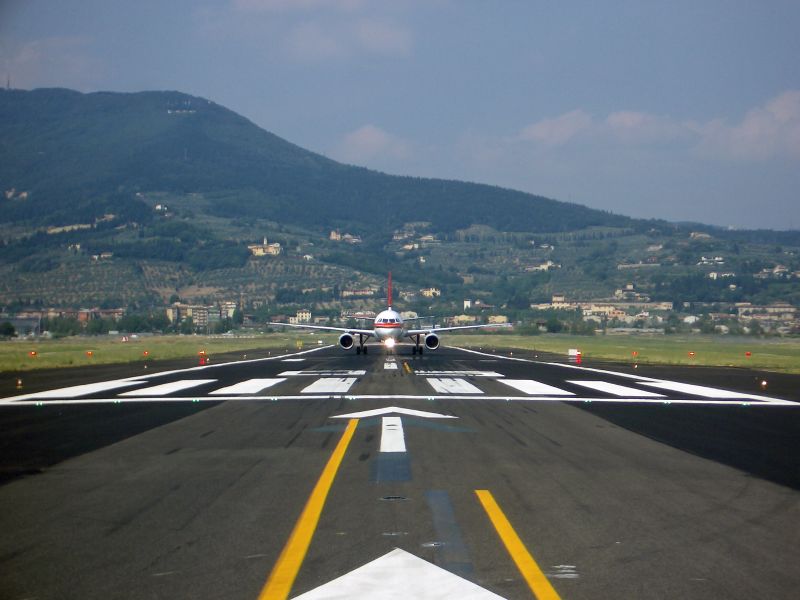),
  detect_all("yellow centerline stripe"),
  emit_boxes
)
[475,489,562,600]
[259,418,359,600]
